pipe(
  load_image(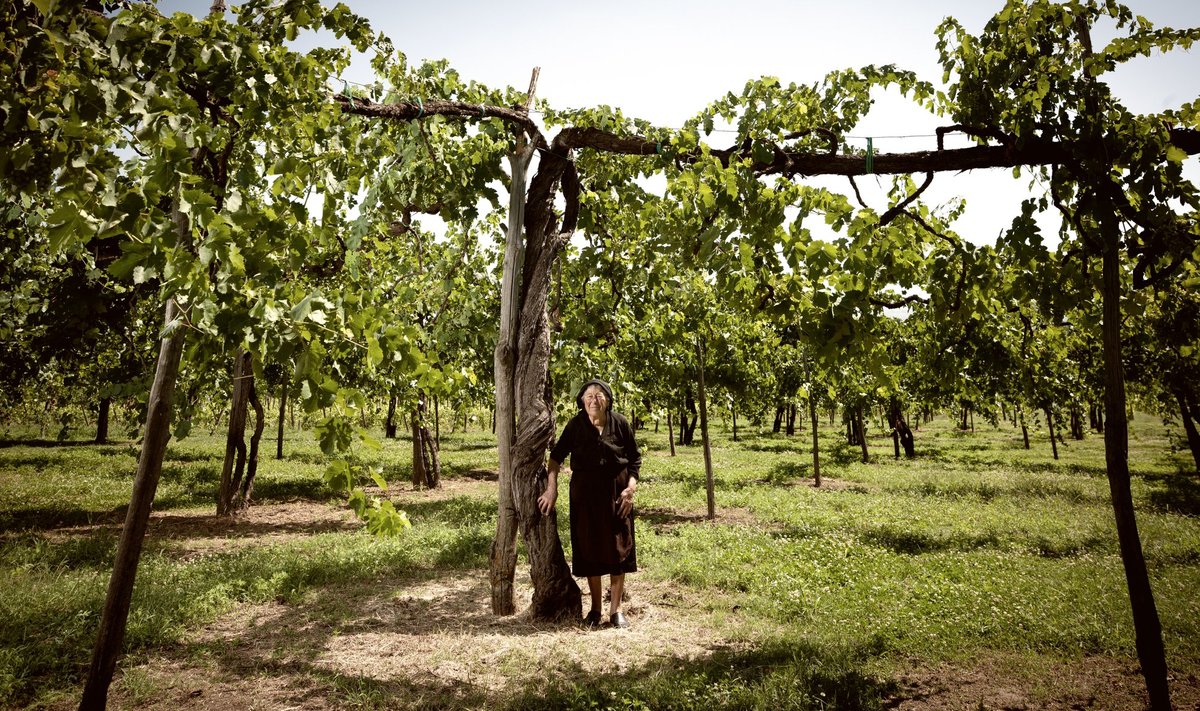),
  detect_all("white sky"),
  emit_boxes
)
[160,0,1200,245]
